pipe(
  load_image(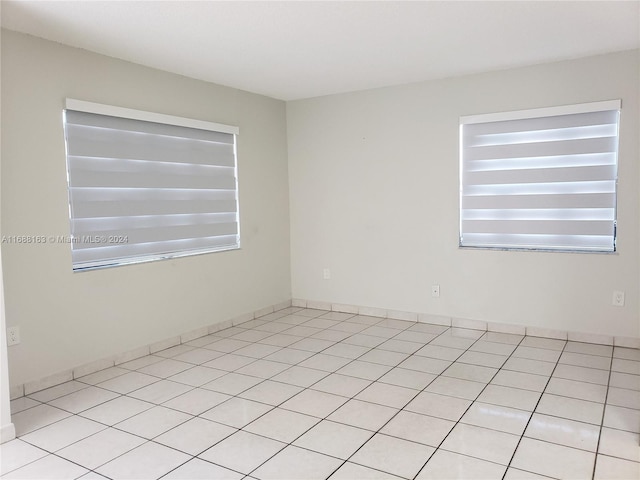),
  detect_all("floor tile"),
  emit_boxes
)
[2,454,89,479]
[594,454,640,479]
[201,372,263,395]
[565,341,612,357]
[611,358,640,375]
[162,388,230,415]
[609,371,640,391]
[461,401,531,435]
[545,377,607,403]
[469,340,516,356]
[117,355,164,371]
[198,431,285,475]
[56,428,145,470]
[76,367,129,386]
[204,338,252,353]
[271,365,328,387]
[298,353,352,372]
[405,391,472,421]
[360,326,403,339]
[115,405,191,439]
[243,407,319,442]
[238,379,302,405]
[322,343,370,359]
[311,329,352,343]
[491,370,549,392]
[560,351,611,371]
[408,323,449,335]
[296,308,329,318]
[96,441,190,479]
[398,355,451,375]
[231,329,275,342]
[12,404,72,436]
[381,410,455,447]
[264,347,314,365]
[127,379,192,404]
[535,393,604,424]
[476,384,541,411]
[337,360,392,380]
[414,344,464,361]
[168,365,227,386]
[442,363,497,383]
[503,468,553,479]
[614,347,640,361]
[378,338,423,354]
[355,381,417,408]
[511,437,595,479]
[330,461,404,479]
[97,371,158,394]
[598,427,640,462]
[503,357,555,376]
[9,397,40,415]
[200,397,272,428]
[20,415,105,452]
[0,439,48,475]
[171,347,224,365]
[327,399,398,431]
[607,386,640,410]
[259,333,305,347]
[154,417,236,455]
[512,345,561,363]
[311,373,371,397]
[289,337,335,352]
[252,445,342,480]
[553,364,609,385]
[285,325,324,338]
[457,350,508,368]
[303,317,339,329]
[27,381,89,403]
[481,332,523,345]
[440,423,519,465]
[416,449,506,479]
[320,311,355,321]
[393,330,437,344]
[202,353,256,372]
[525,413,600,451]
[137,358,193,378]
[162,458,243,479]
[350,433,435,479]
[425,376,485,400]
[280,389,349,418]
[430,333,476,350]
[378,367,435,390]
[154,344,195,358]
[48,386,119,414]
[294,420,372,459]
[233,343,282,359]
[342,333,386,348]
[234,359,291,379]
[603,404,640,433]
[520,337,566,351]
